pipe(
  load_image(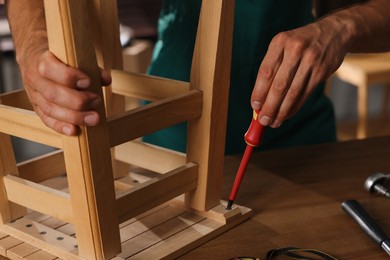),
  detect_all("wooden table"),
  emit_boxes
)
[181,136,390,260]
